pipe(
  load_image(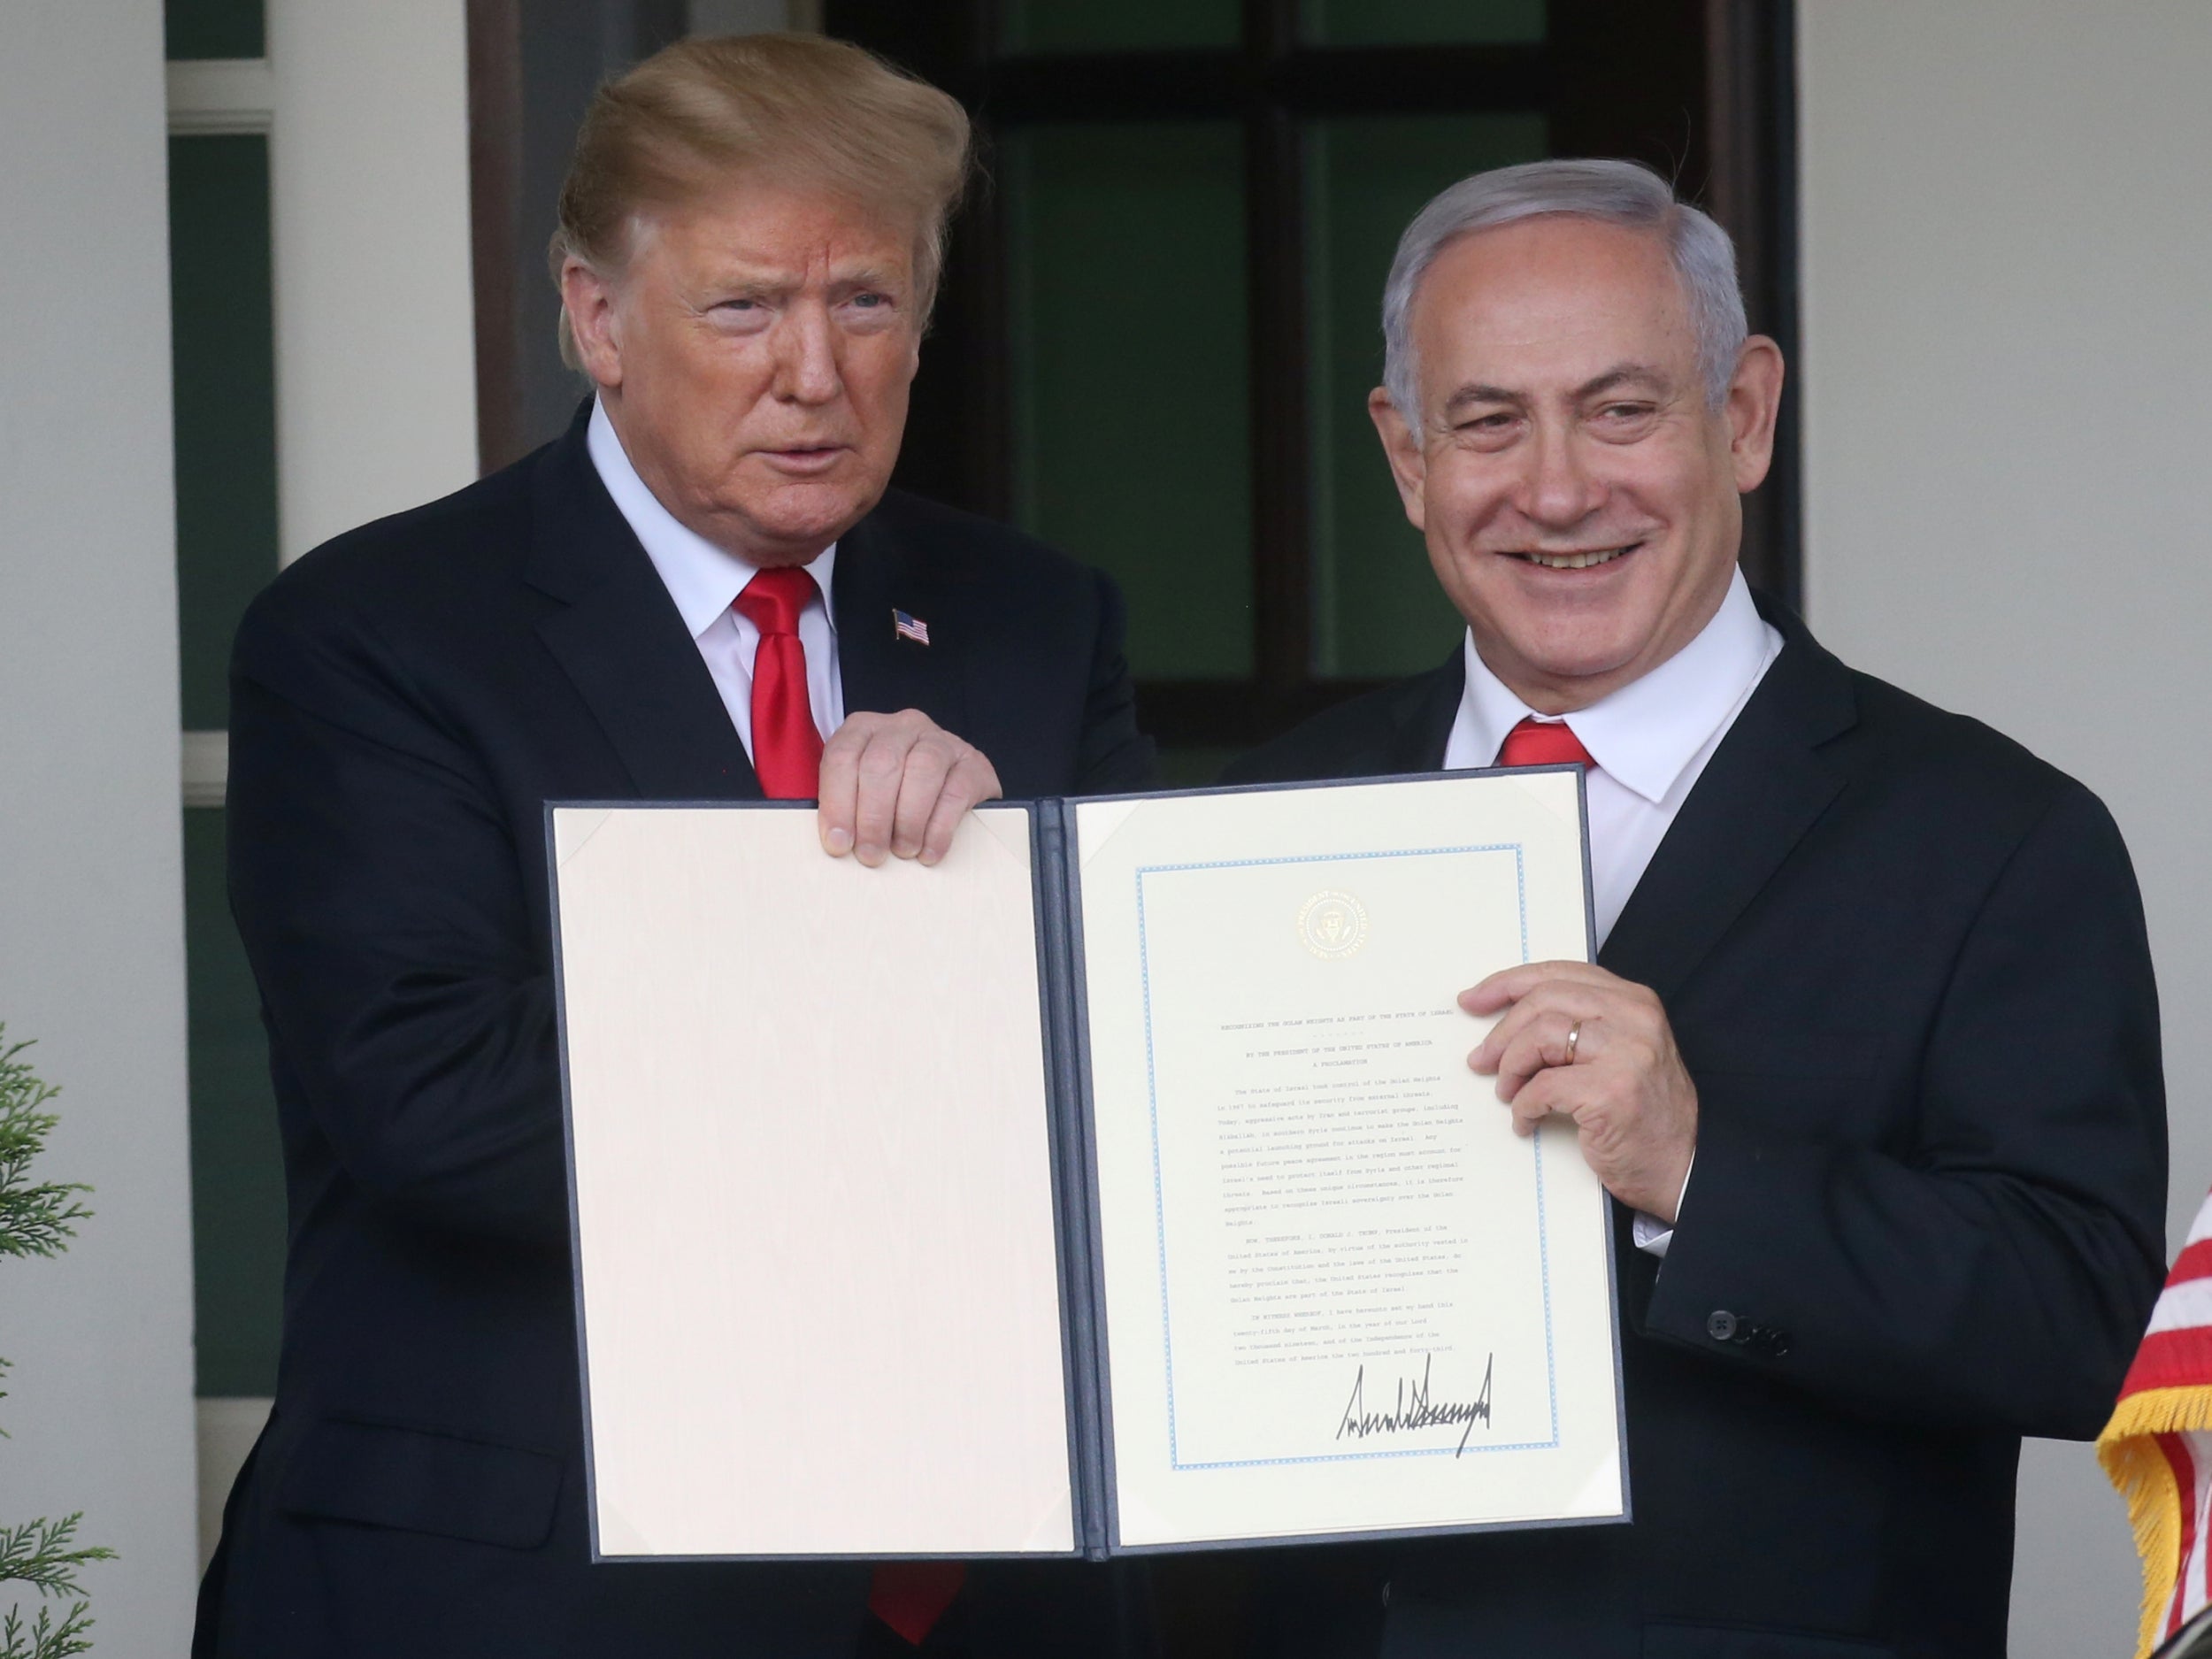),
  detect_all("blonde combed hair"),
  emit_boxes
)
[549,33,973,367]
